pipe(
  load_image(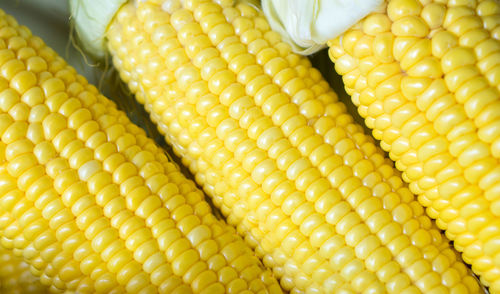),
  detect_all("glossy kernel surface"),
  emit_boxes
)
[328,0,500,291]
[0,7,280,294]
[107,0,482,293]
